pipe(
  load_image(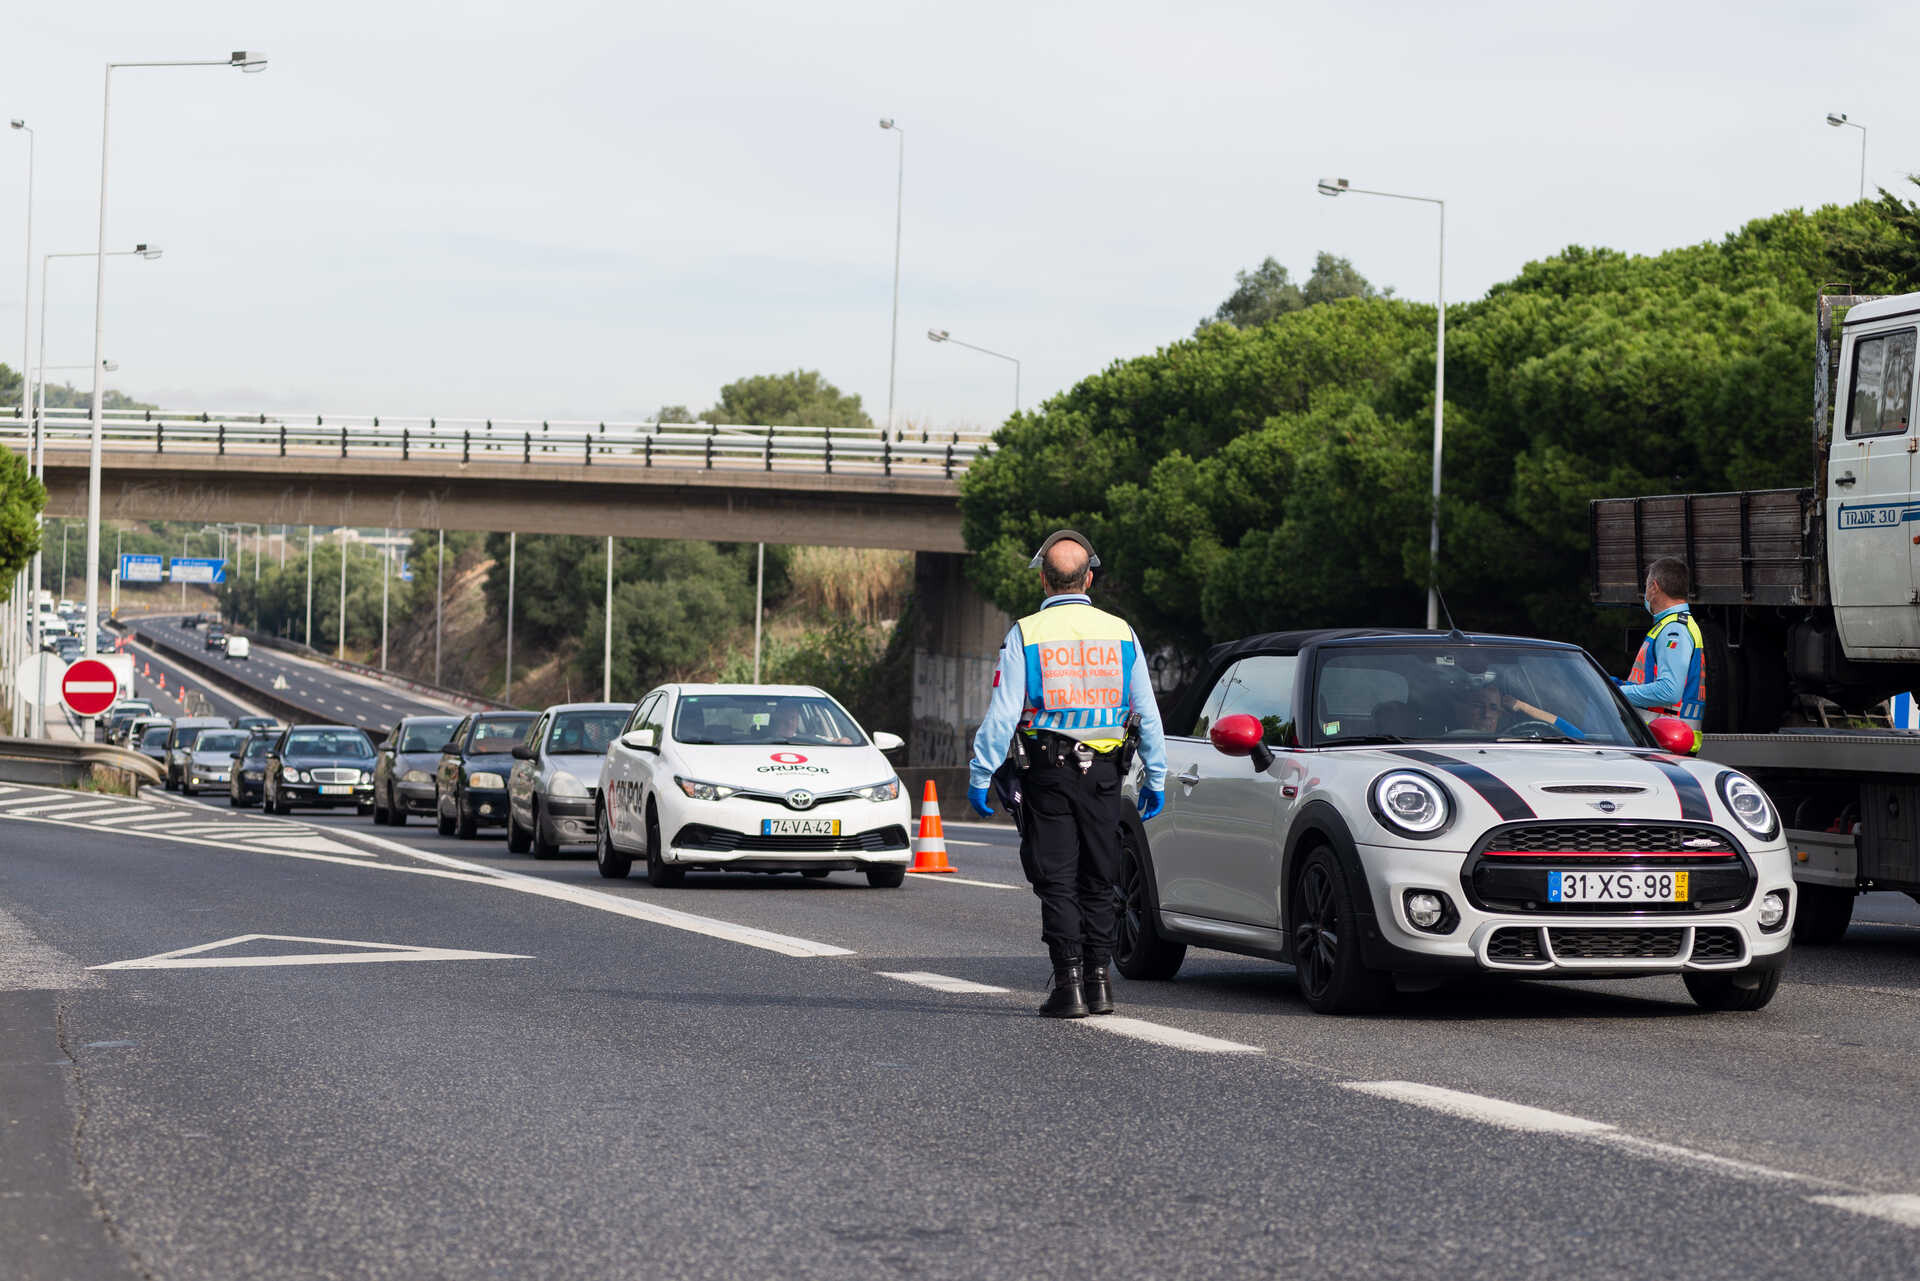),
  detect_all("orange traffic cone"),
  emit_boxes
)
[156,672,165,690]
[141,661,150,677]
[908,780,956,874]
